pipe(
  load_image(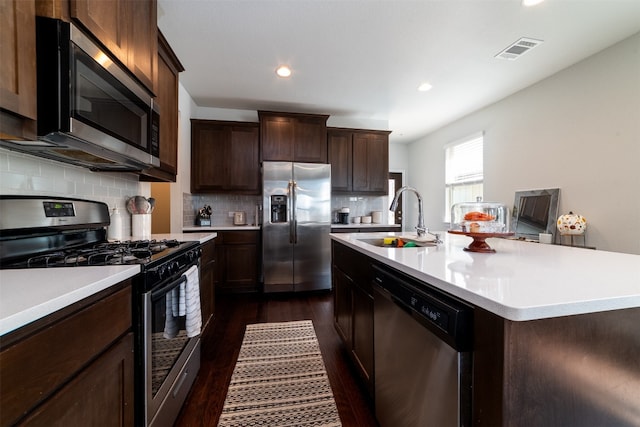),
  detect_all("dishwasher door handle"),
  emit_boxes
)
[374,282,413,315]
